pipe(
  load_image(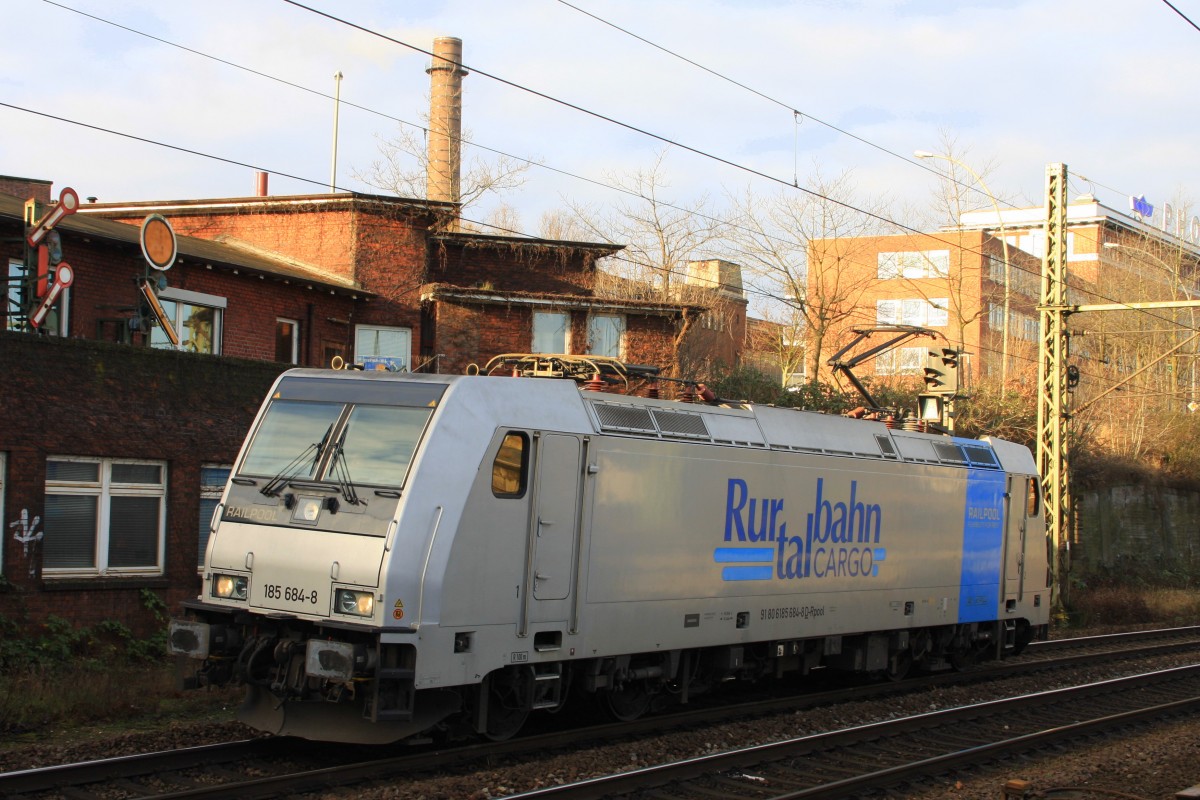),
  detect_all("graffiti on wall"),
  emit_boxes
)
[9,509,43,577]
